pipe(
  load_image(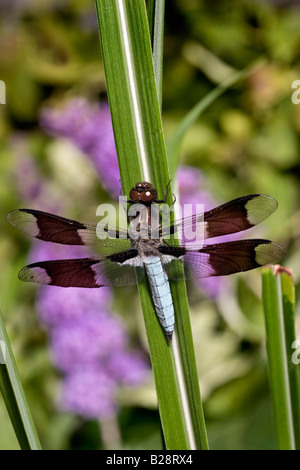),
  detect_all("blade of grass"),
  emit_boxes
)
[262,266,297,450]
[280,268,300,449]
[147,0,165,109]
[0,310,41,450]
[95,0,208,449]
[148,0,208,449]
[148,0,208,448]
[166,58,266,179]
[148,4,208,449]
